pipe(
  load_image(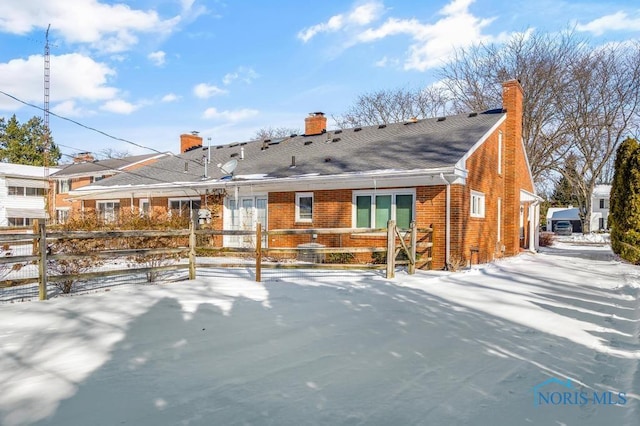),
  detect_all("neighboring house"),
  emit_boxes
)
[591,184,611,230]
[0,163,61,227]
[546,185,611,233]
[50,152,170,223]
[70,80,540,269]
